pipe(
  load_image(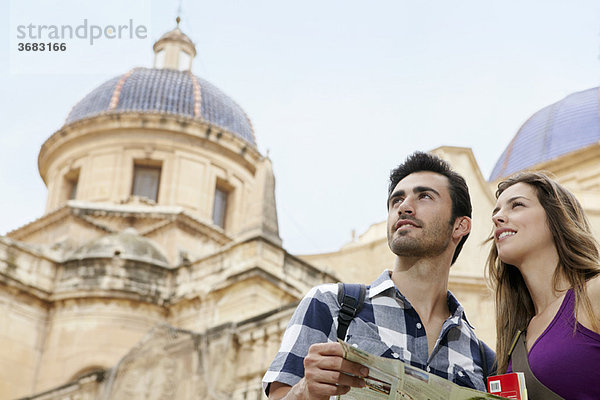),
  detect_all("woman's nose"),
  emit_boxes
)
[492,213,505,225]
